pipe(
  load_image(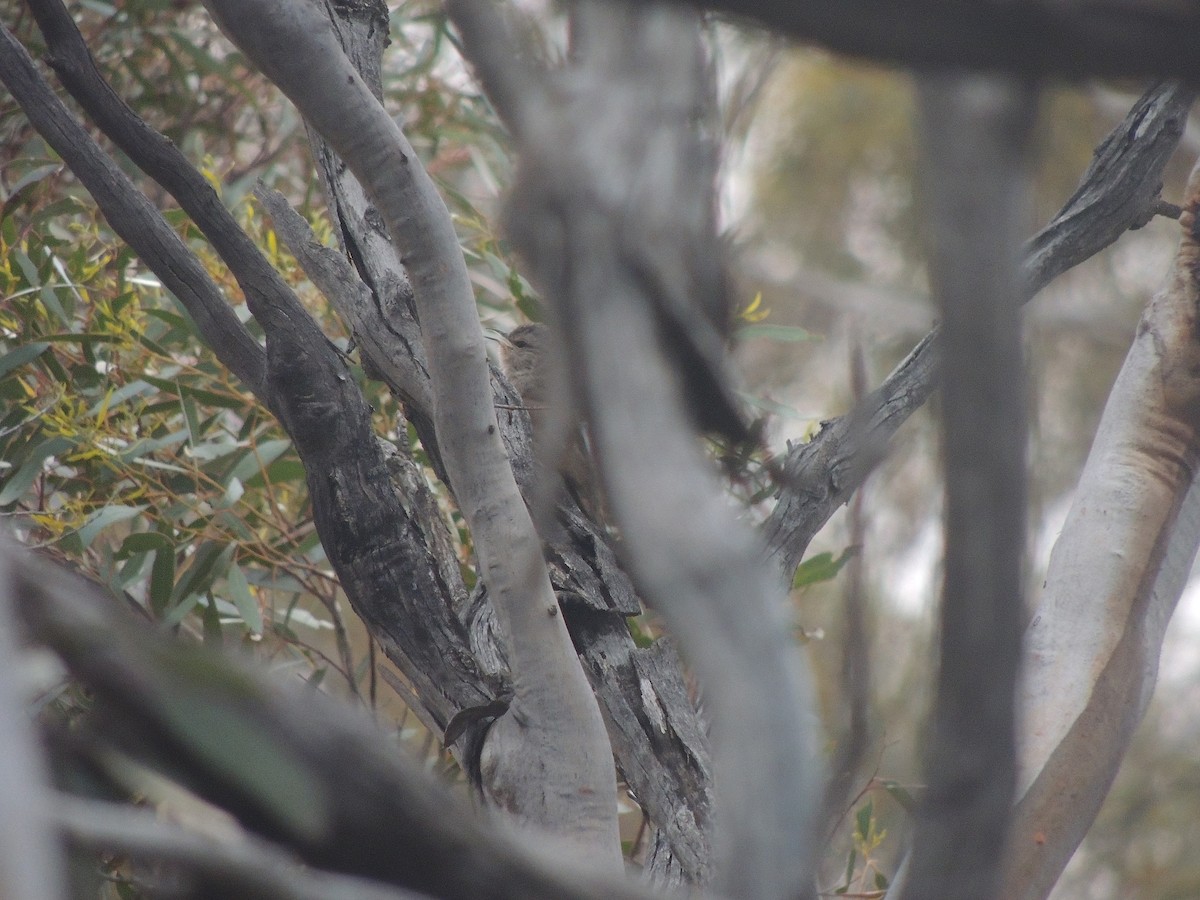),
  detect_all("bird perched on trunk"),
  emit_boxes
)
[498,323,607,523]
